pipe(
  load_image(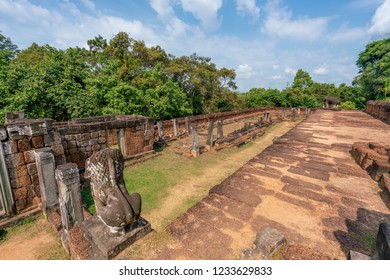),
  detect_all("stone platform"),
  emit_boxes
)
[165,110,390,259]
[69,217,151,260]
